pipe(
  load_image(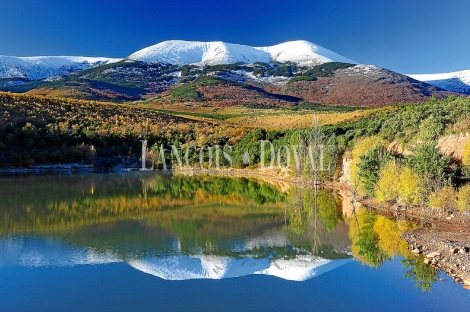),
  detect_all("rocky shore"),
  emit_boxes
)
[325,178,470,291]
[403,217,470,290]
